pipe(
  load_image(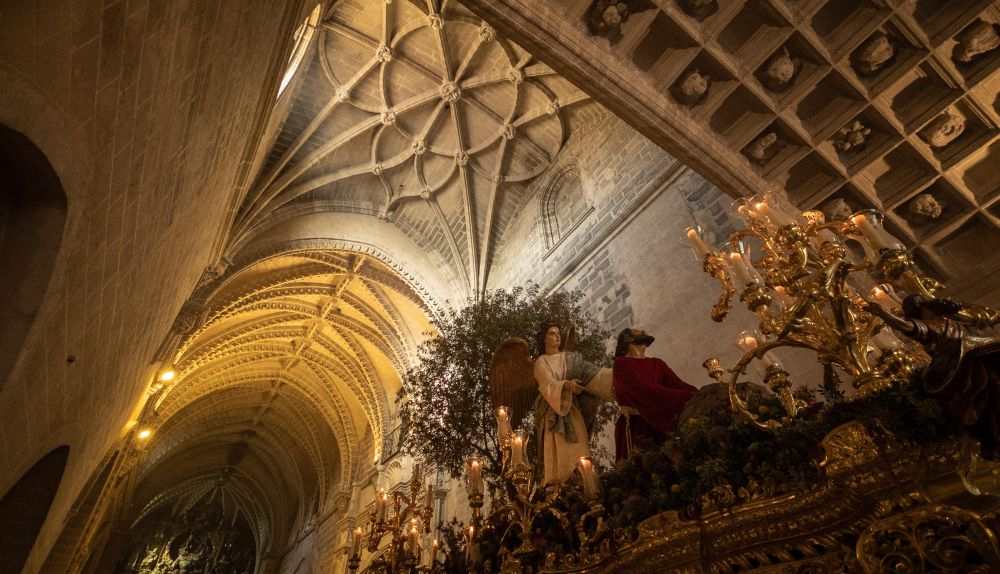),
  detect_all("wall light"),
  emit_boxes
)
[158,369,175,382]
[137,429,152,439]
